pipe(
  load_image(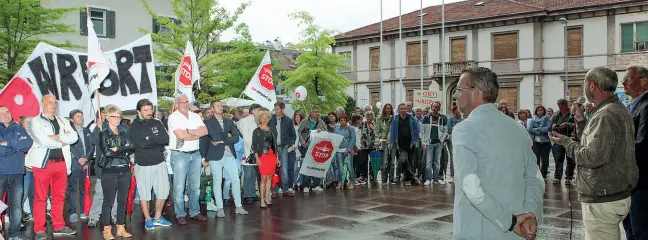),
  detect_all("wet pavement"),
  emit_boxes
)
[24,176,587,240]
